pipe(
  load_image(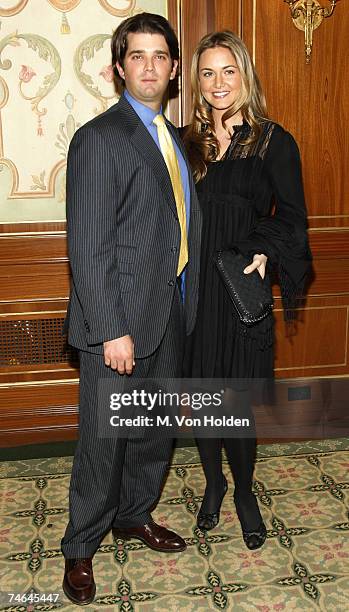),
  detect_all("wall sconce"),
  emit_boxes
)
[284,0,339,63]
